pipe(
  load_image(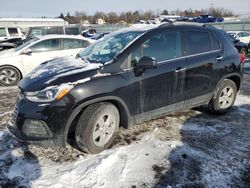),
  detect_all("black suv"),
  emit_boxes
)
[8,23,243,154]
